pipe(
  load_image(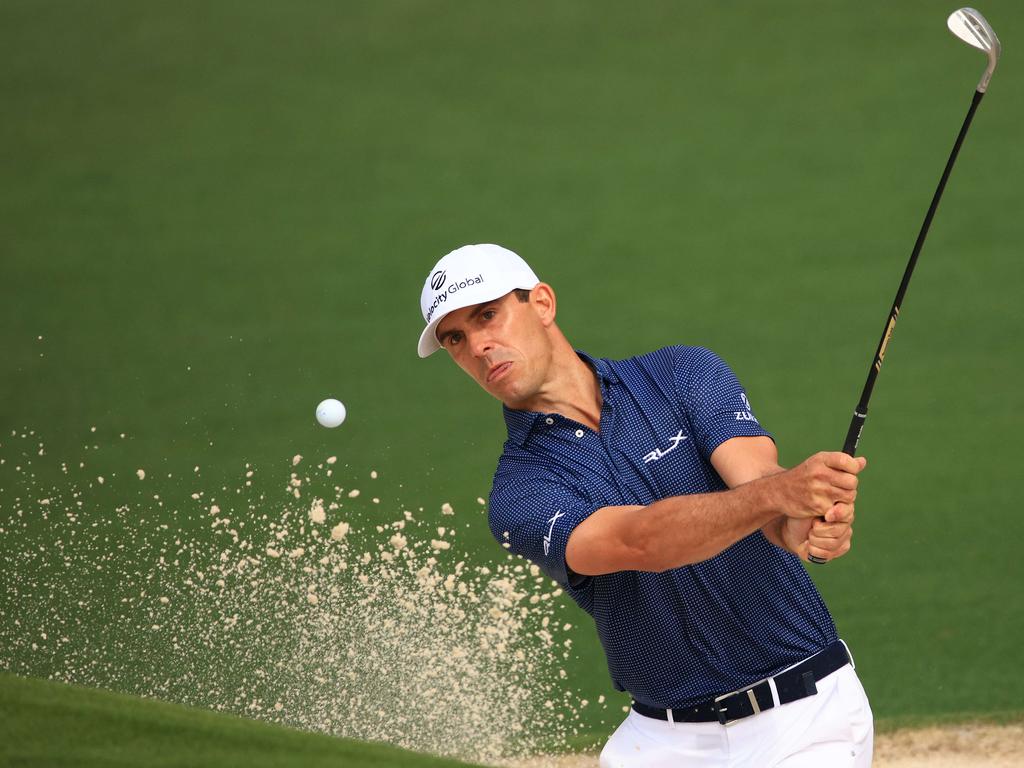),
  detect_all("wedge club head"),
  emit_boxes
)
[947,7,1002,92]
